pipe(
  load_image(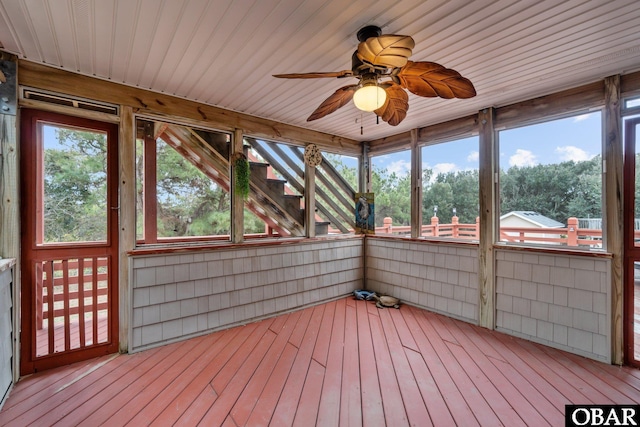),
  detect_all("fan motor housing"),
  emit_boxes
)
[356,25,382,42]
